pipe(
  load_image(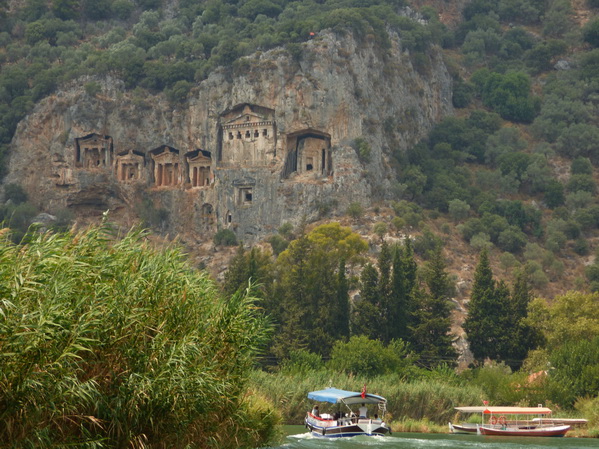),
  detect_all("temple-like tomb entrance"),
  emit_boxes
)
[218,104,276,165]
[283,129,332,178]
[186,149,212,187]
[150,145,181,187]
[115,150,145,182]
[75,133,113,169]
